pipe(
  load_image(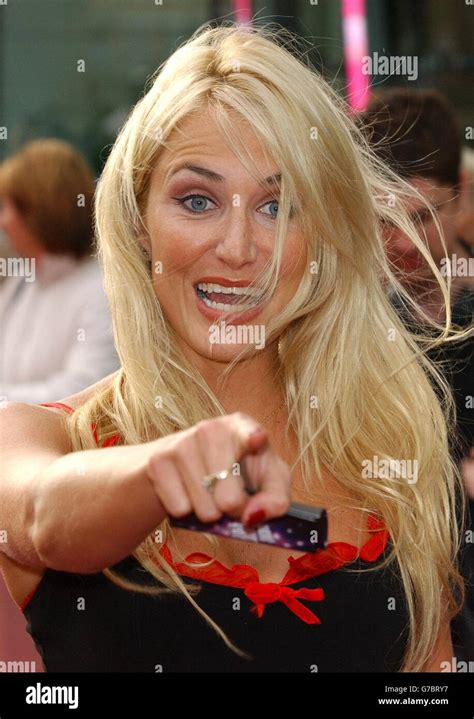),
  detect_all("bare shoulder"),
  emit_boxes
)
[0,371,120,605]
[0,370,120,453]
[43,369,121,412]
